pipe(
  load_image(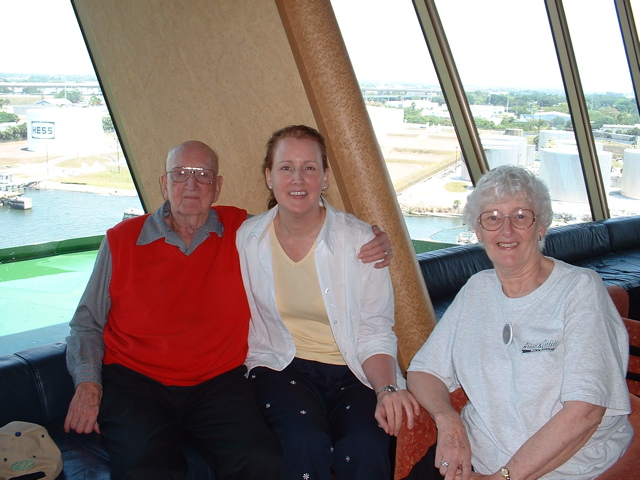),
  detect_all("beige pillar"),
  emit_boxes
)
[276,0,436,371]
